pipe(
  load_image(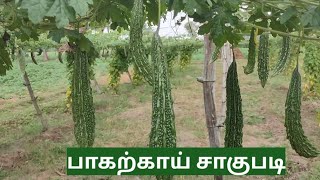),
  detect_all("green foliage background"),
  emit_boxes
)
[304,41,320,97]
